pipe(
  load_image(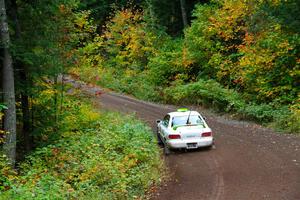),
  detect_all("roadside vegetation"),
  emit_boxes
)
[1,93,163,199]
[71,0,300,134]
